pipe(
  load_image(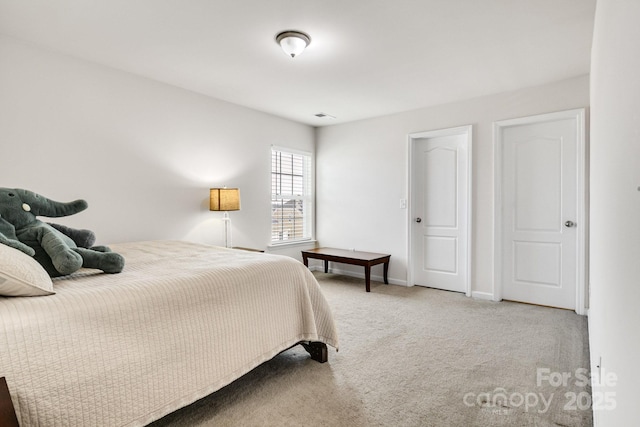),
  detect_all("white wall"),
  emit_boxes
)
[316,75,589,292]
[589,0,640,424]
[0,36,314,256]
